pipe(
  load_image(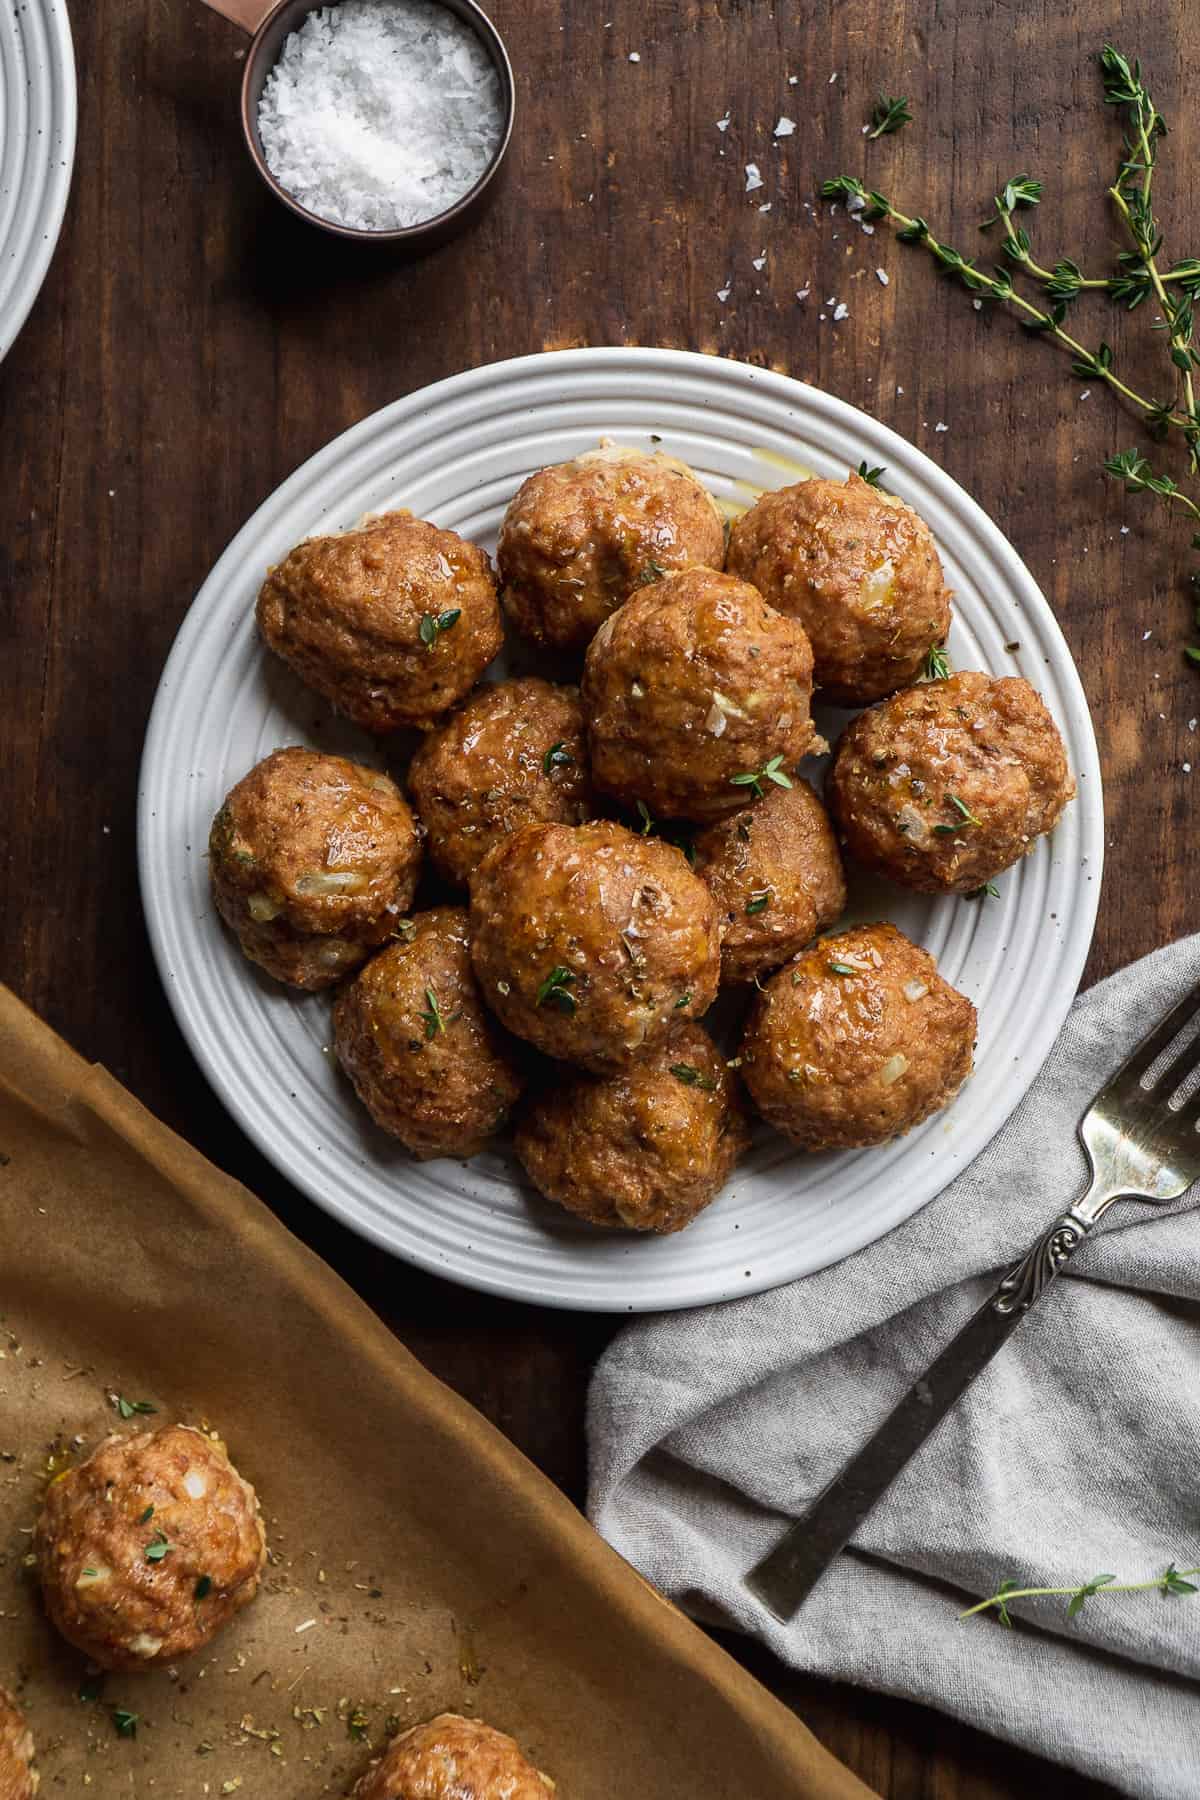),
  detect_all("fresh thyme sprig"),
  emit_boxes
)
[963,1562,1199,1627]
[1105,448,1200,523]
[418,609,461,649]
[867,94,912,139]
[821,174,1190,434]
[1099,46,1199,463]
[536,966,577,1013]
[823,43,1200,670]
[419,986,445,1040]
[730,754,793,800]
